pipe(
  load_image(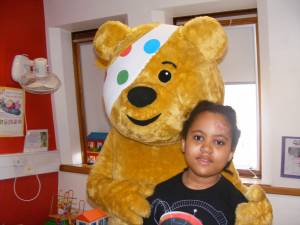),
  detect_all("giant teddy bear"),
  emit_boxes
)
[87,16,272,225]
